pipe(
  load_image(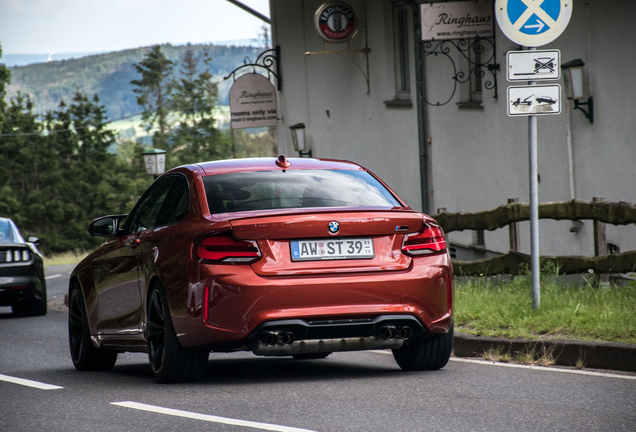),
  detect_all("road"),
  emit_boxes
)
[0,266,635,431]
